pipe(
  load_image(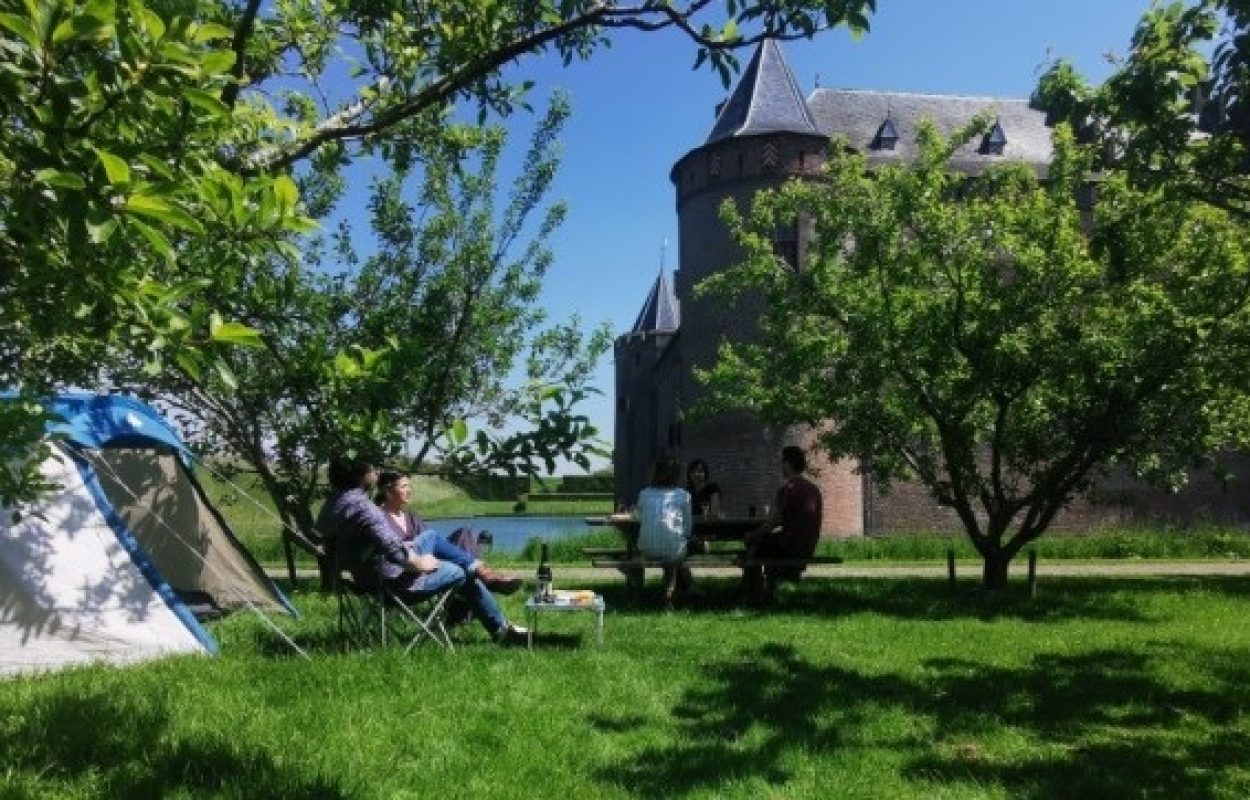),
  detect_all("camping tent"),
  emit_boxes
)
[0,394,295,677]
